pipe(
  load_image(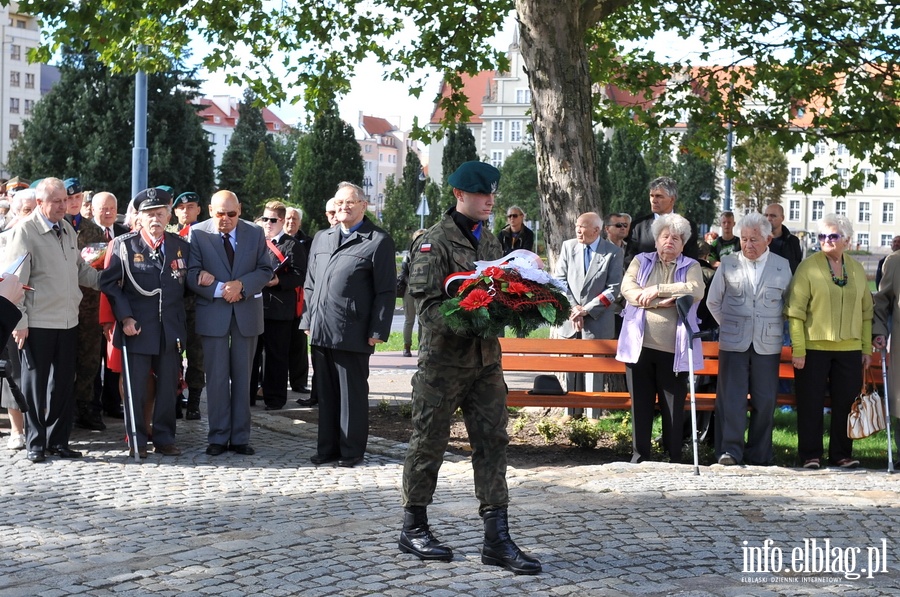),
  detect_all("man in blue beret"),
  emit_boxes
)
[398,161,542,574]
